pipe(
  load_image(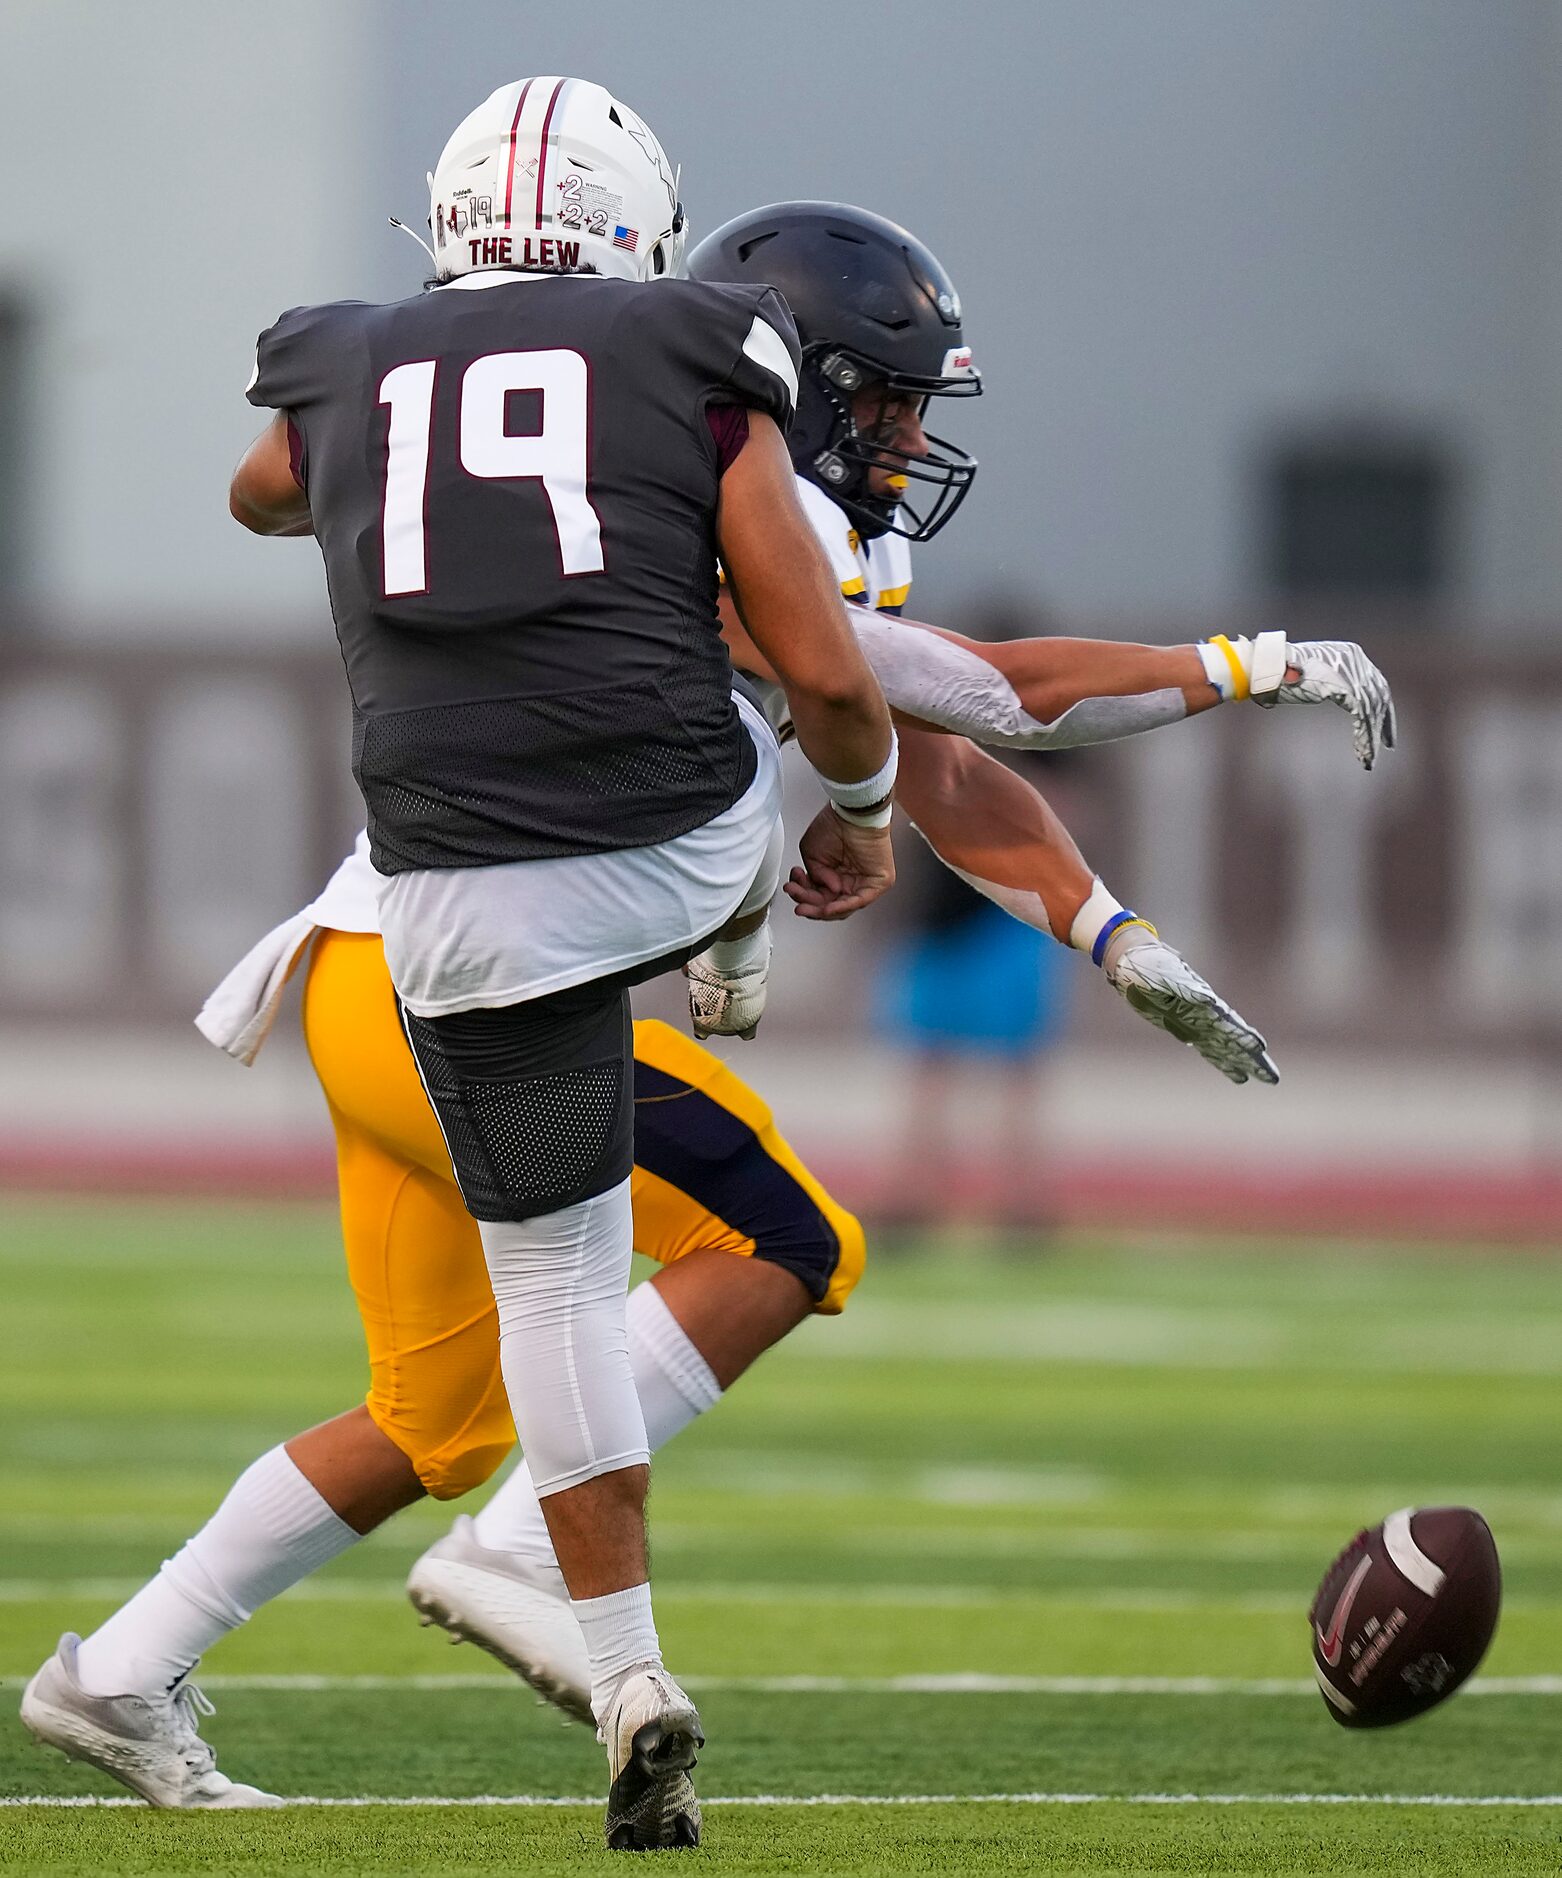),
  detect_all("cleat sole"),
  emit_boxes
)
[604,1711,704,1850]
[407,1578,594,1727]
